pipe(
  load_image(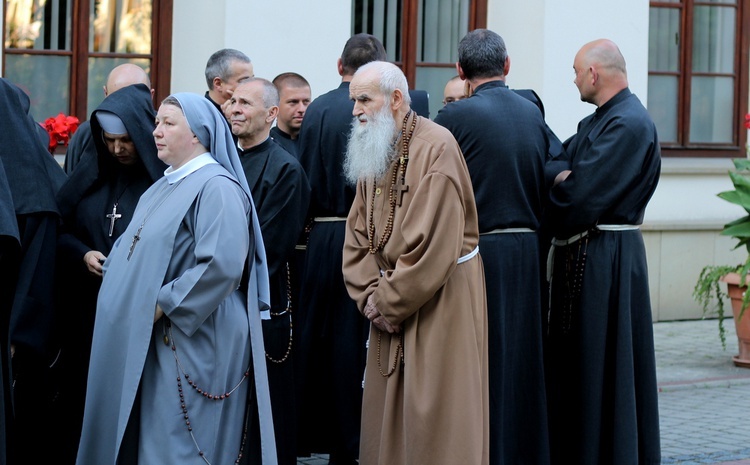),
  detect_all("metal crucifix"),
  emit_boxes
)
[106,204,123,237]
